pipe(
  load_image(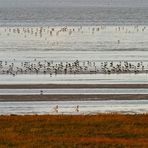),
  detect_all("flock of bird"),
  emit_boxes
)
[0,25,147,76]
[1,25,147,36]
[0,60,147,76]
[0,25,147,47]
